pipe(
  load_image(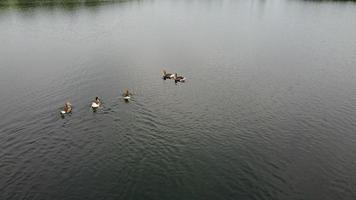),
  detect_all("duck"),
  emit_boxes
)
[91,97,101,109]
[162,70,175,80]
[122,89,132,101]
[173,73,186,83]
[61,102,72,114]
